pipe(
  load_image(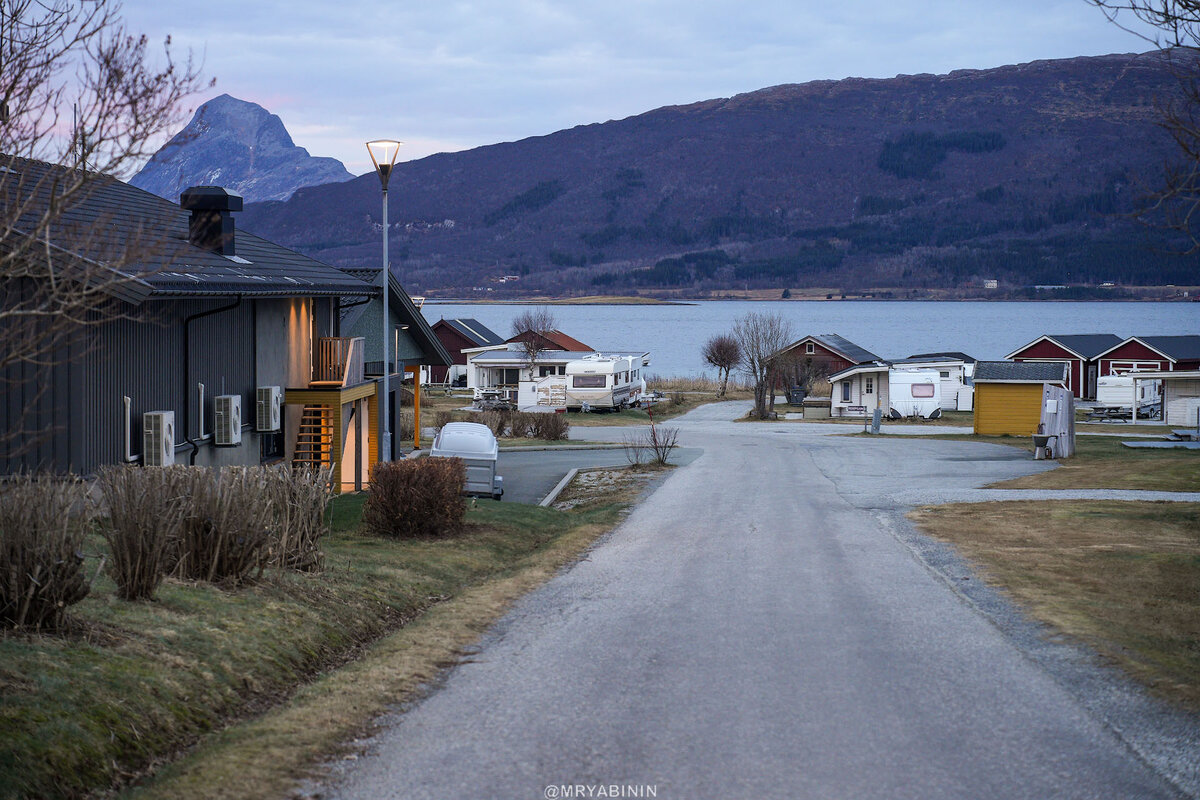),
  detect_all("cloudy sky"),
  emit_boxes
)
[122,1,1156,174]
